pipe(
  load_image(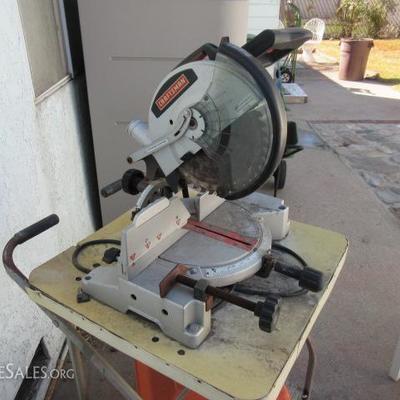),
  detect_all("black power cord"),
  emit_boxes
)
[72,239,121,274]
[271,242,308,265]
